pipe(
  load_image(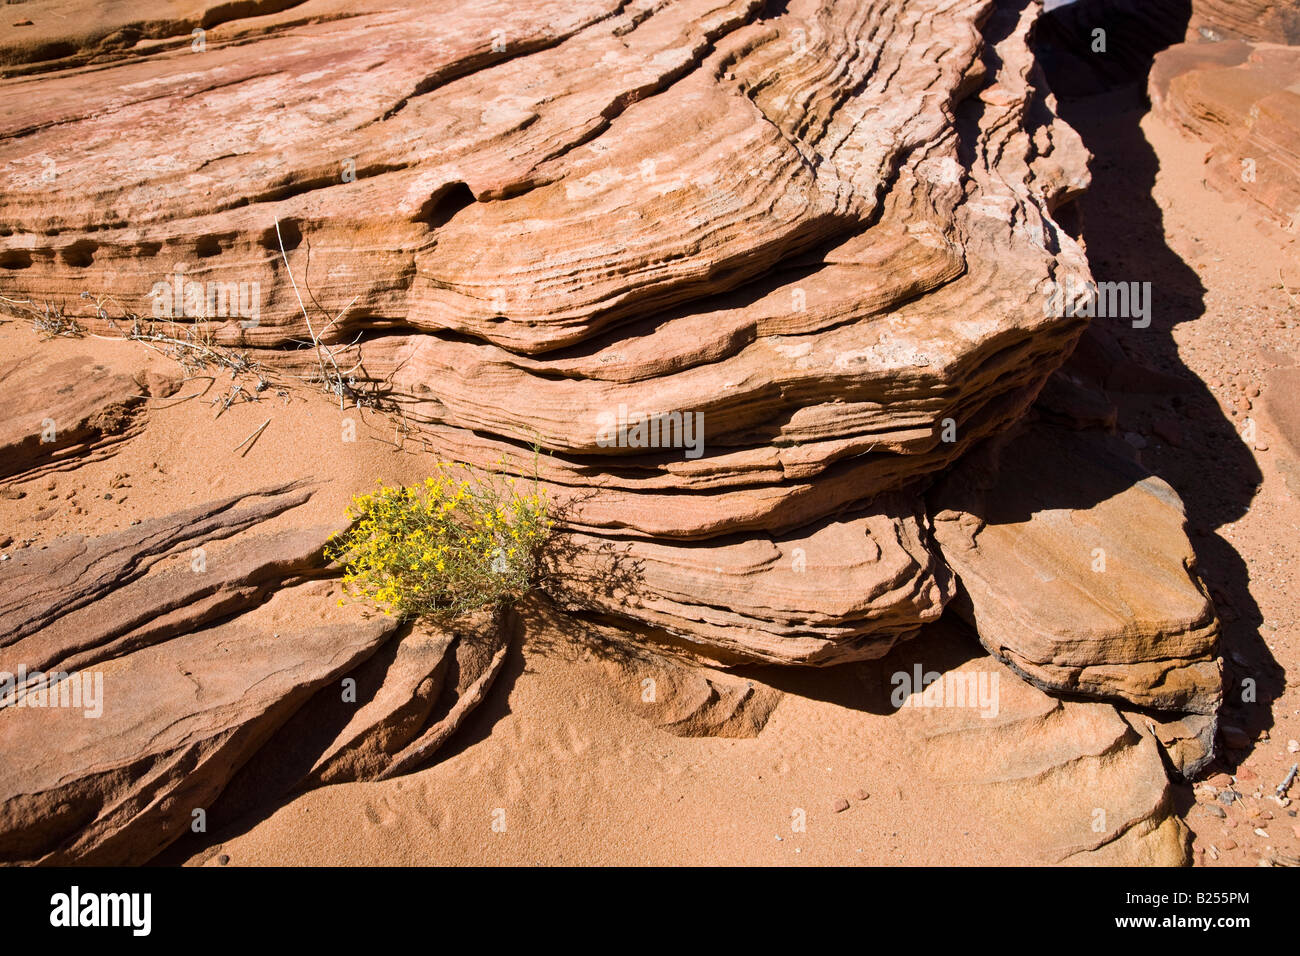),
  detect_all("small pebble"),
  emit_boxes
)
[217,854,230,866]
[832,798,850,813]
[854,789,870,801]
